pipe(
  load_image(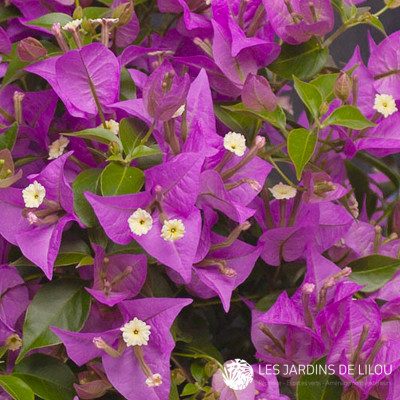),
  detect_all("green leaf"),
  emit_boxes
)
[181,383,199,396]
[297,356,343,400]
[2,46,30,88]
[191,362,206,383]
[323,106,376,129]
[119,117,147,156]
[130,145,162,160]
[0,122,18,151]
[25,13,72,32]
[0,375,34,400]
[221,103,286,132]
[63,128,122,149]
[348,255,400,292]
[72,168,102,228]
[287,128,317,180]
[269,38,329,80]
[368,16,387,36]
[100,163,144,196]
[120,67,136,101]
[310,74,338,103]
[82,7,110,19]
[214,103,260,138]
[0,4,20,23]
[293,76,323,119]
[14,354,76,400]
[17,279,91,362]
